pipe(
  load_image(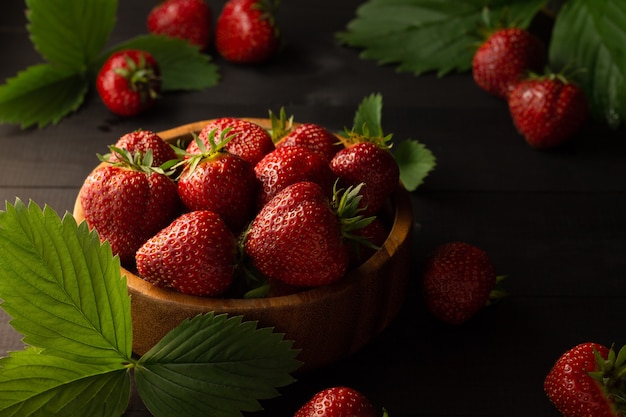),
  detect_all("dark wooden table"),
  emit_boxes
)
[1,1,625,416]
